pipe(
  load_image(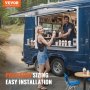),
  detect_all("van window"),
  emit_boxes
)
[53,24,61,31]
[36,8,79,51]
[43,23,52,31]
